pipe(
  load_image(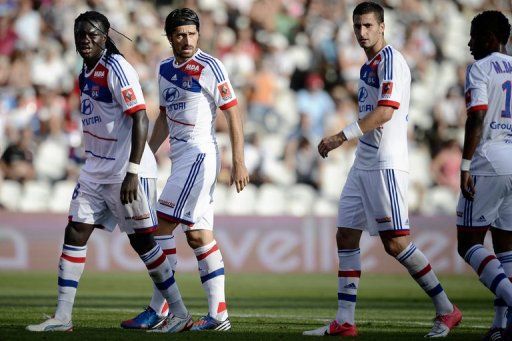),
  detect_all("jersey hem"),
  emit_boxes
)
[124,104,146,115]
[467,104,488,113]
